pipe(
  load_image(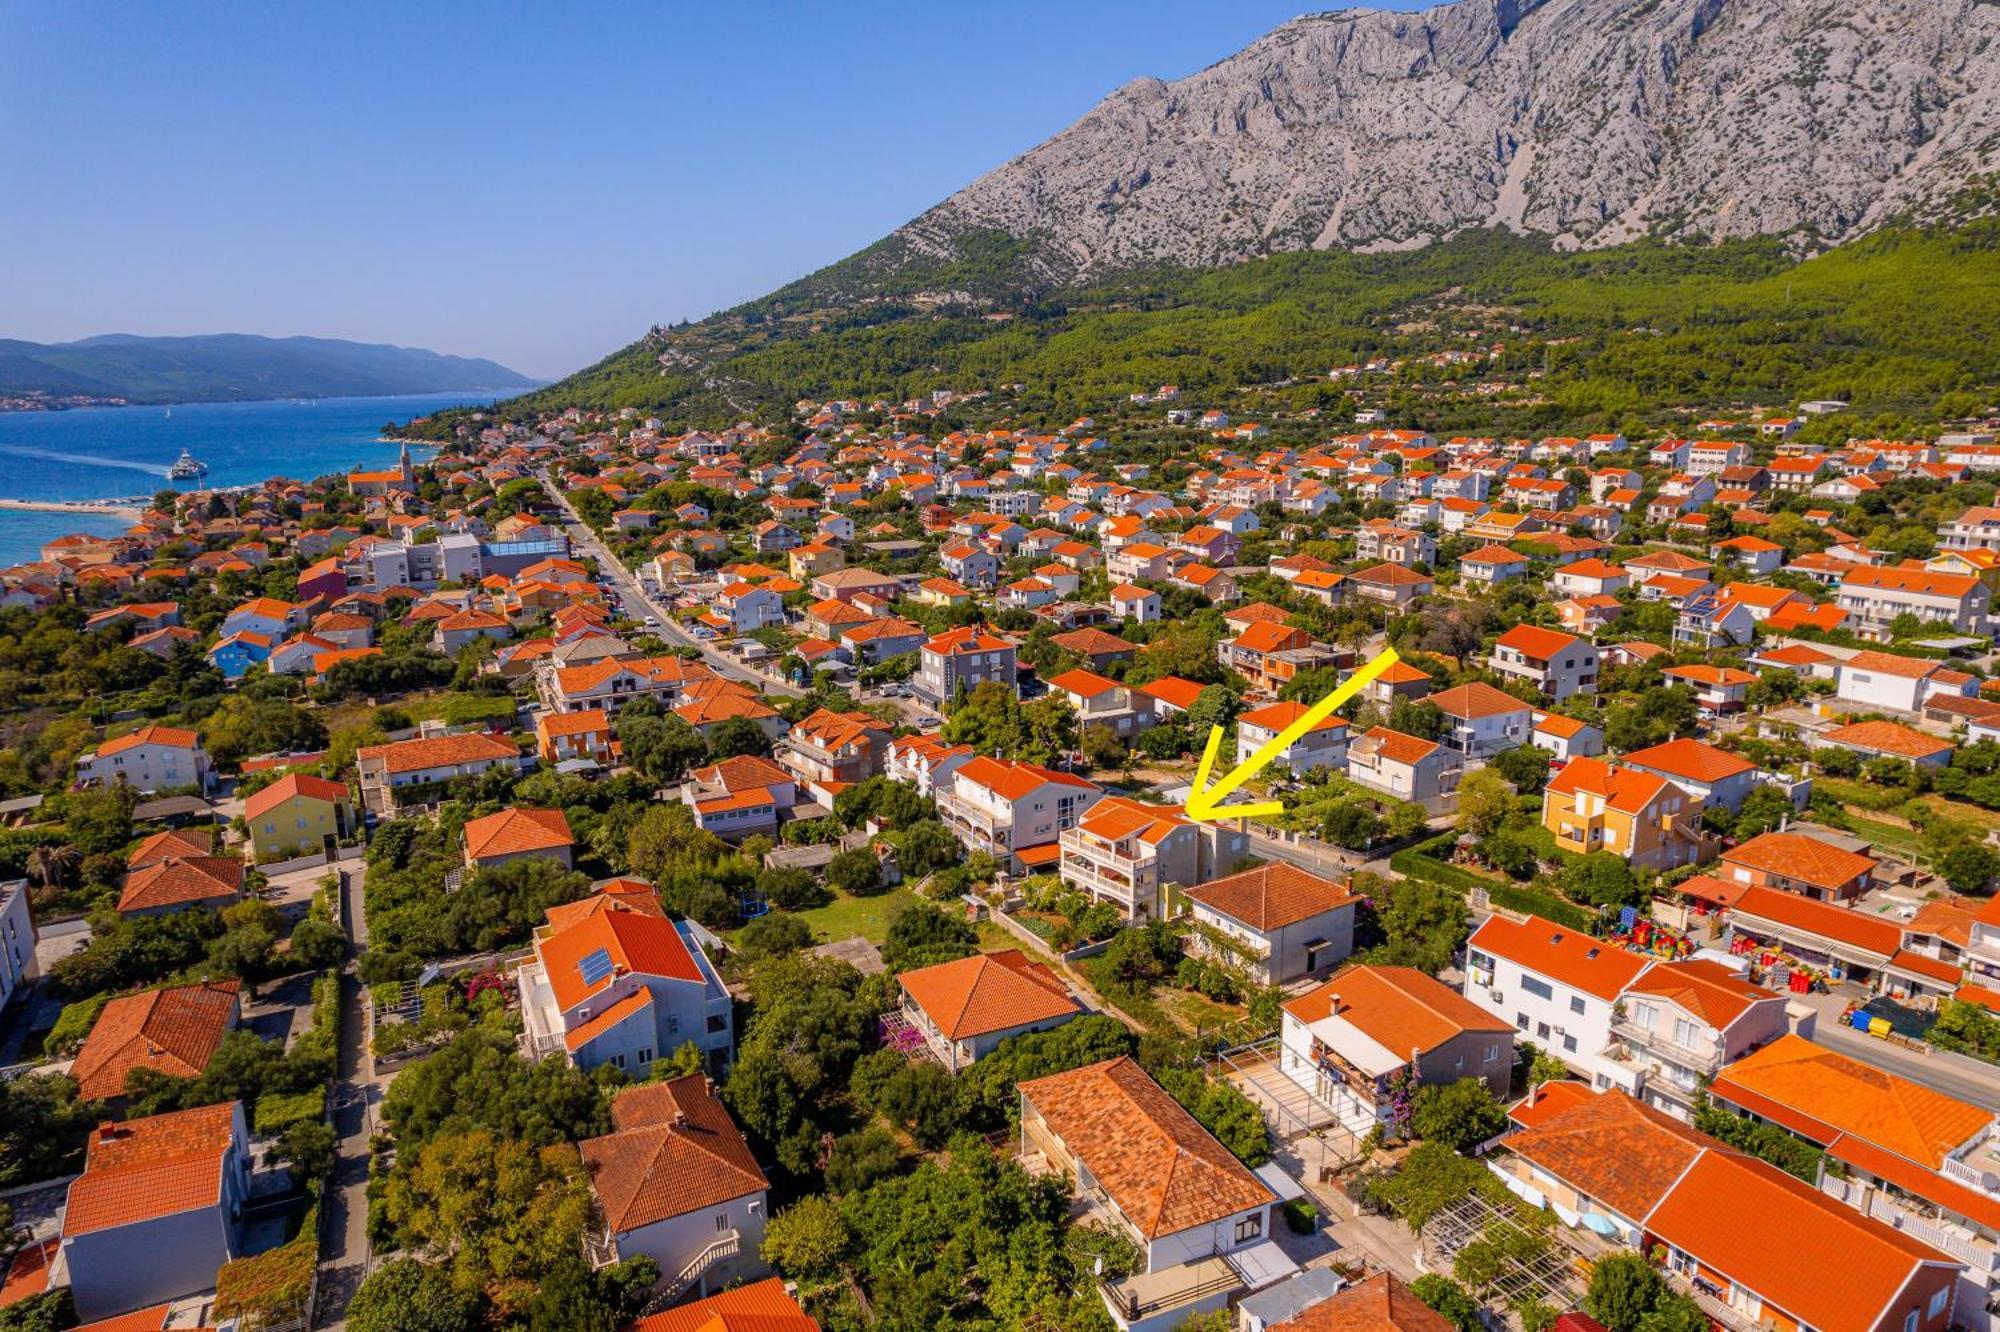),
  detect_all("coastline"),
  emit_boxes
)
[0,498,144,521]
